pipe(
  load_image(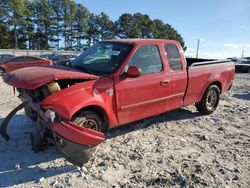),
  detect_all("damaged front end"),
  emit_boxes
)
[0,75,105,166]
